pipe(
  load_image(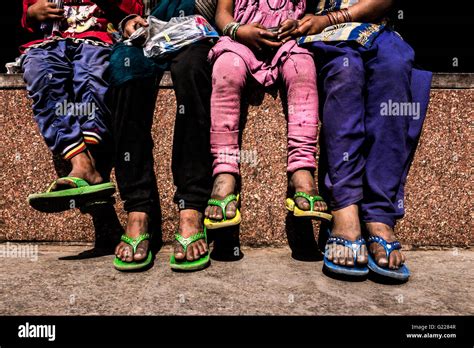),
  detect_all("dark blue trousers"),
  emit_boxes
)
[310,30,432,227]
[23,40,111,160]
